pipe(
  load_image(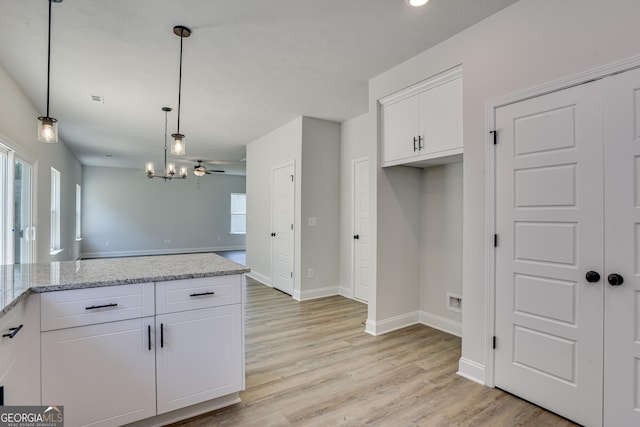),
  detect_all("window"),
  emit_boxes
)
[75,184,82,240]
[50,168,61,254]
[230,193,246,234]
